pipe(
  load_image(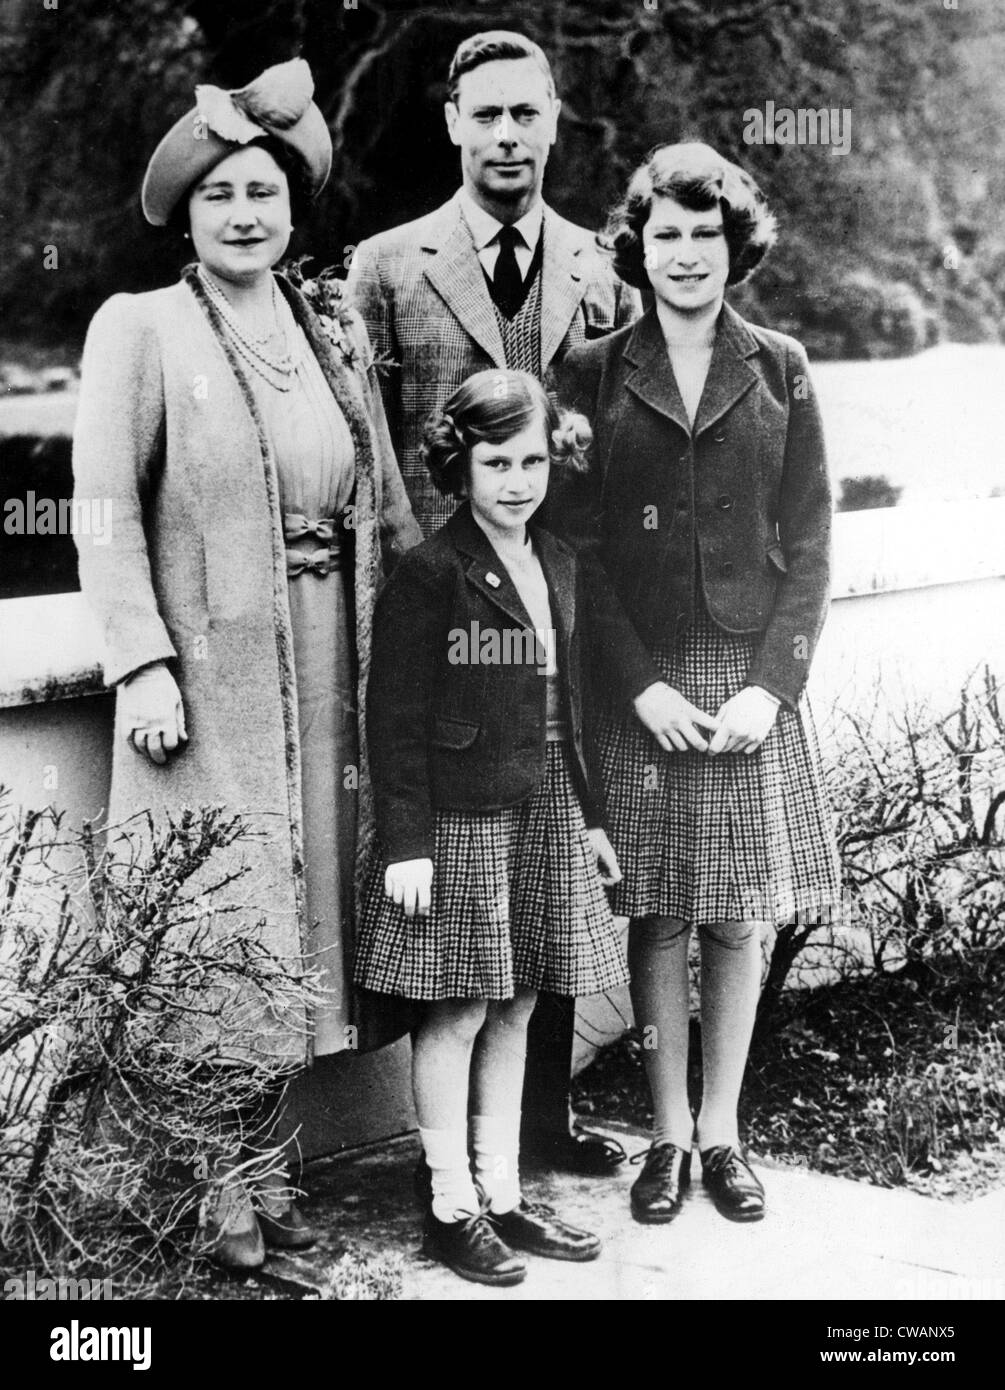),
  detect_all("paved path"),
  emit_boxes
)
[265,1126,1004,1301]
